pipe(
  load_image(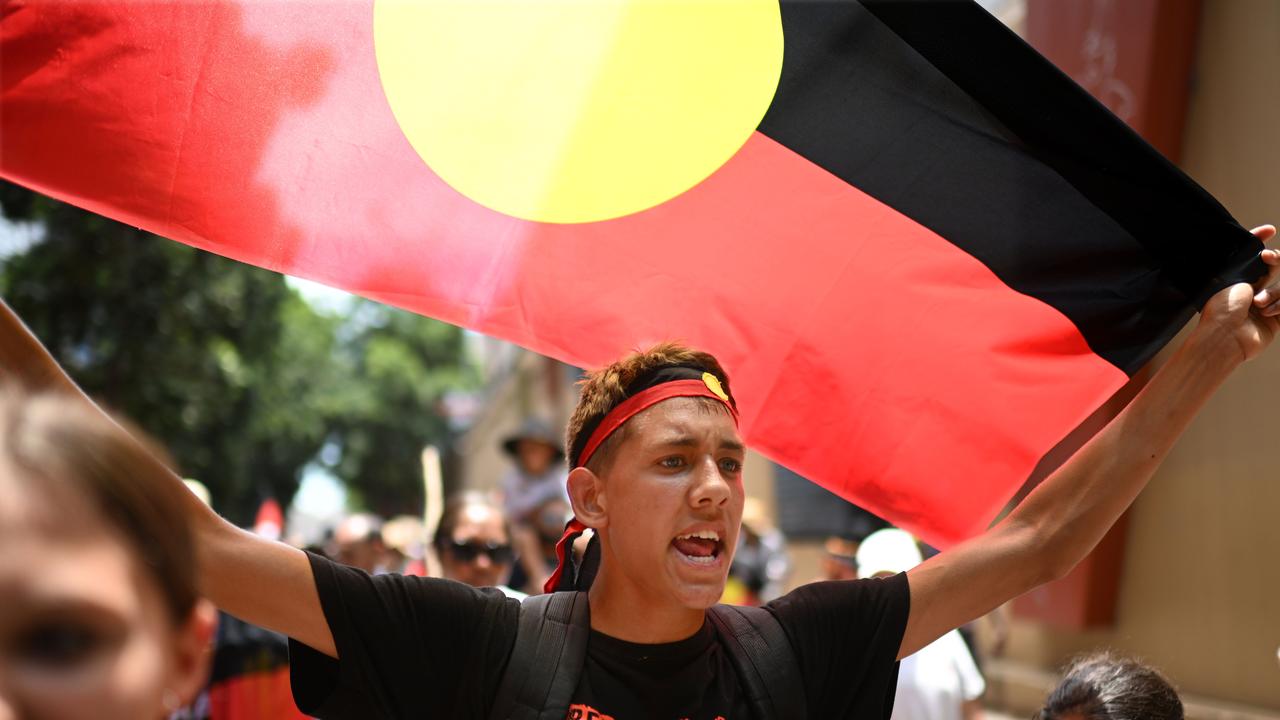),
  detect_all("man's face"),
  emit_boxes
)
[594,397,745,610]
[439,505,514,589]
